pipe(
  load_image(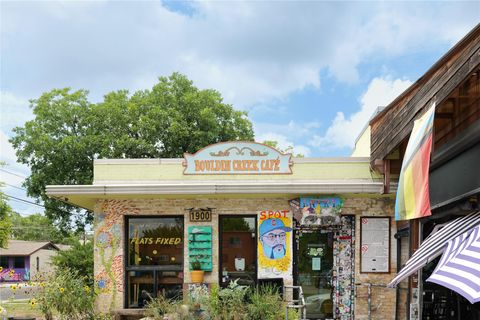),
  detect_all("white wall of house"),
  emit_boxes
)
[29,249,58,279]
